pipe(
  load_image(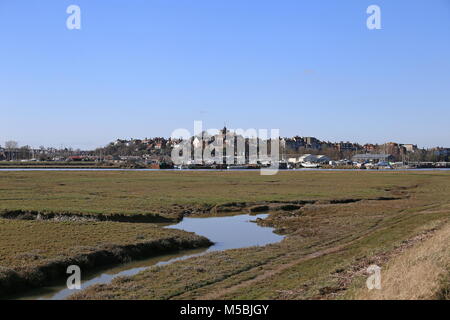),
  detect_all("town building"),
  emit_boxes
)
[432,148,450,157]
[352,154,394,163]
[334,142,358,152]
[401,144,418,153]
[304,137,321,149]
